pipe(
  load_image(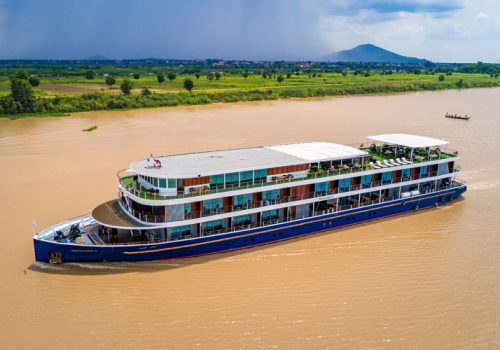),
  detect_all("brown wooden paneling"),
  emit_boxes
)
[184,176,209,187]
[222,196,232,208]
[191,201,201,212]
[267,164,308,175]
